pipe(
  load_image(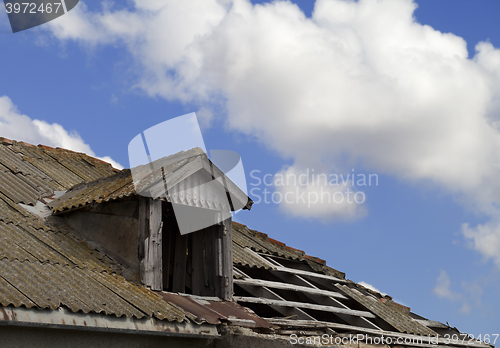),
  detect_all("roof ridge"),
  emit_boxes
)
[1,137,121,171]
